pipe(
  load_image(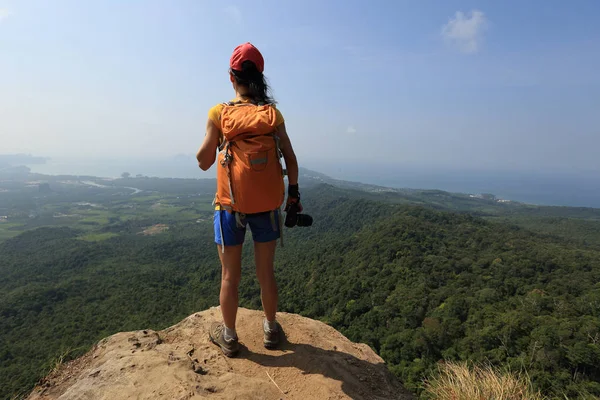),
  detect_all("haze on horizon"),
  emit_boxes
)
[1,0,599,176]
